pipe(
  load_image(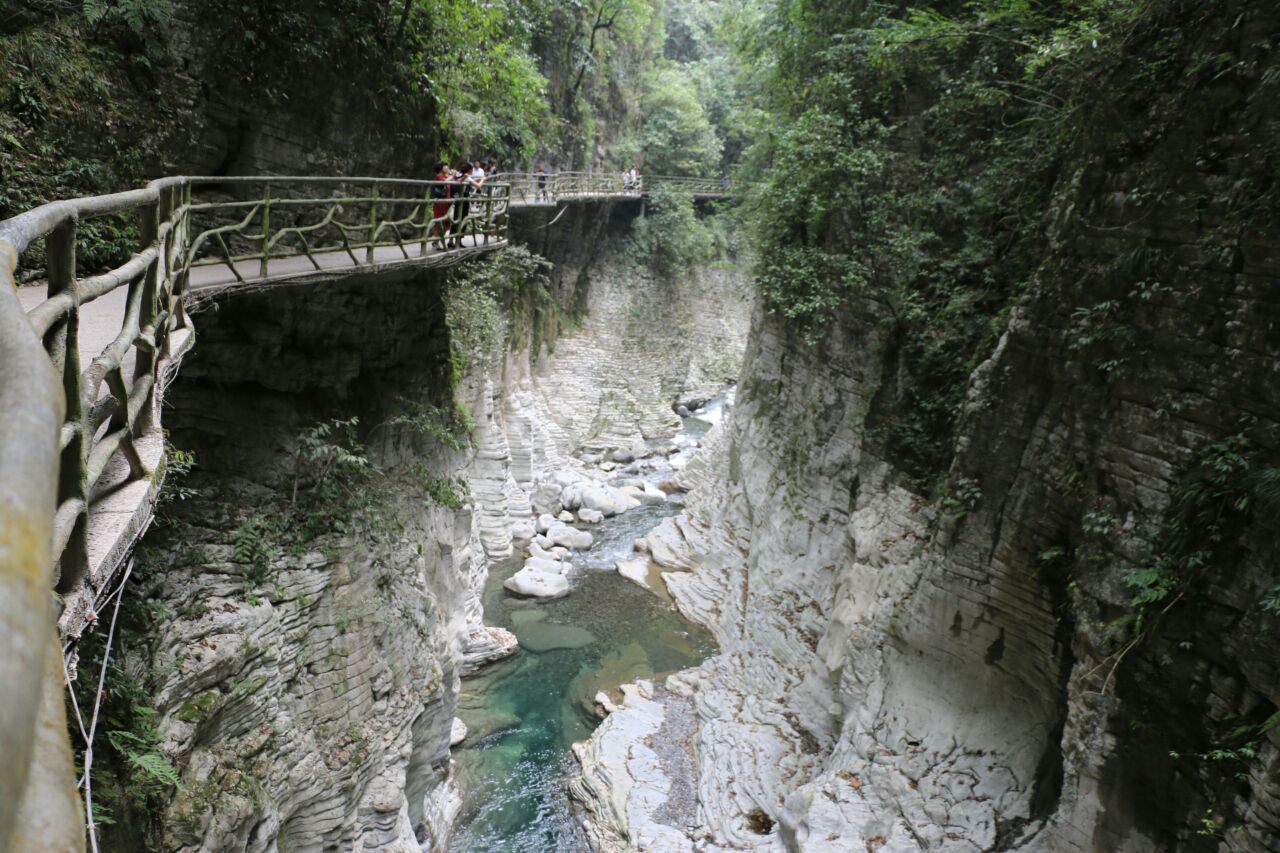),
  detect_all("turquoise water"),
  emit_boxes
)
[449,503,716,852]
